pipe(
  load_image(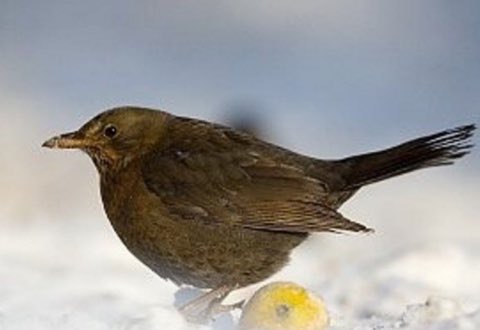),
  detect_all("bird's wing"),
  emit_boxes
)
[141,118,371,234]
